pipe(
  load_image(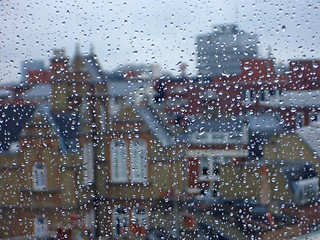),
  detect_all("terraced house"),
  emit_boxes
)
[1,45,320,240]
[0,47,107,238]
[94,80,187,238]
[0,48,188,239]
